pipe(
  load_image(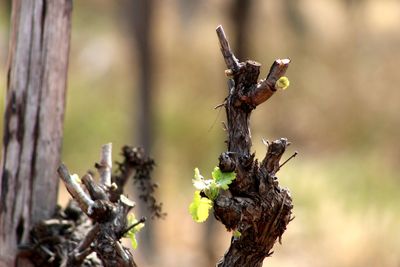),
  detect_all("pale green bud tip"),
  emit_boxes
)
[232,230,242,238]
[275,76,290,90]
